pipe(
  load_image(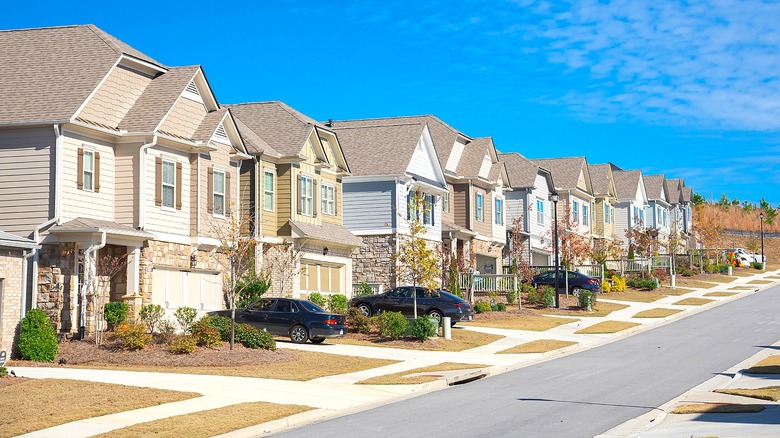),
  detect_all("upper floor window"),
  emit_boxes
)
[264,170,274,212]
[639,208,645,225]
[495,198,503,225]
[443,192,450,213]
[423,194,434,225]
[633,206,639,224]
[407,191,433,225]
[663,209,668,227]
[299,175,314,216]
[162,160,176,209]
[476,193,484,222]
[605,204,611,224]
[582,204,589,226]
[321,183,336,216]
[213,169,226,216]
[83,150,95,191]
[573,200,579,223]
[77,147,100,192]
[536,199,544,225]
[157,157,183,211]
